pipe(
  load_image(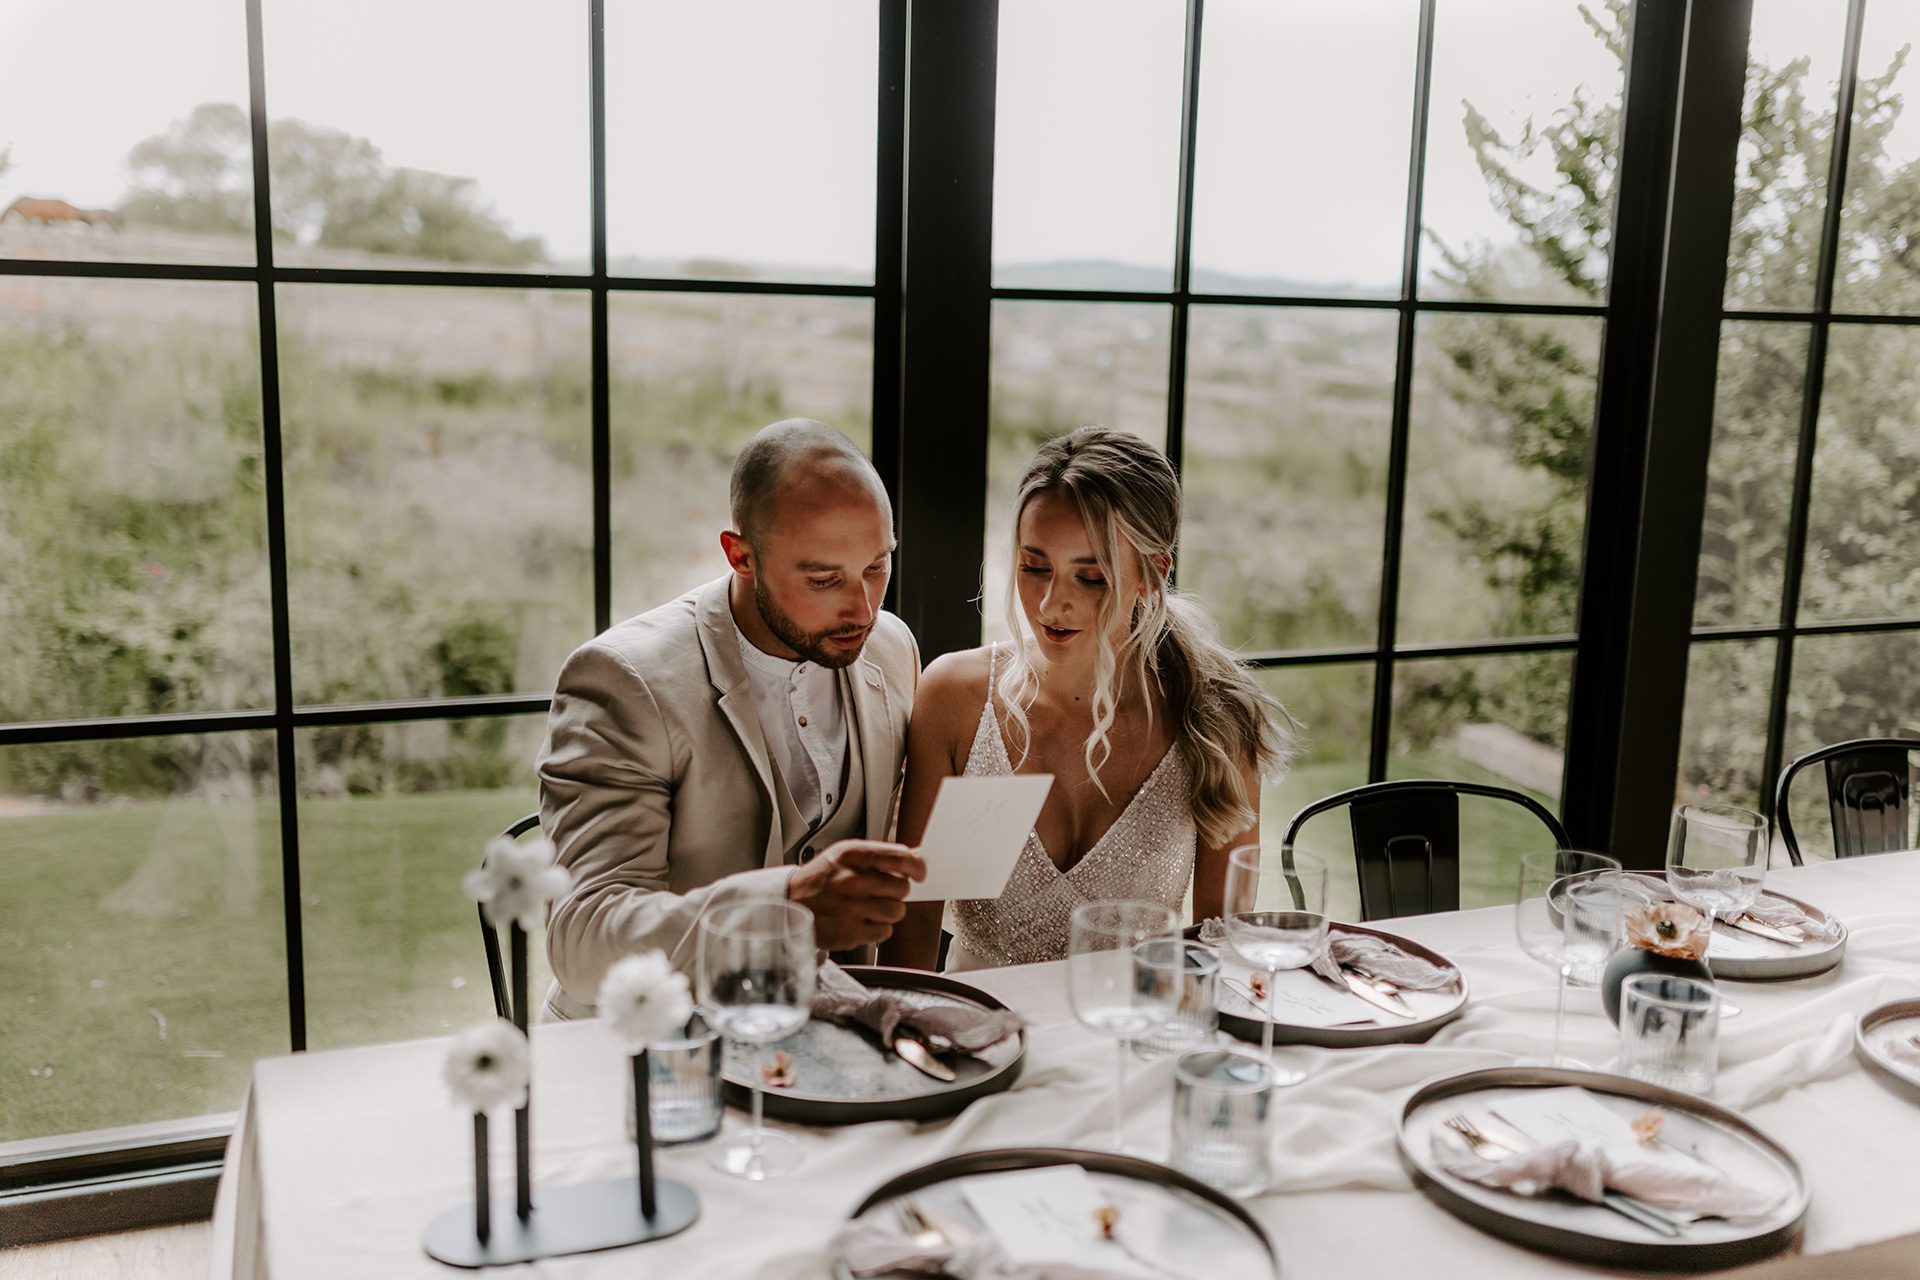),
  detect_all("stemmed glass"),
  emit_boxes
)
[1666,802,1768,943]
[1515,850,1623,1069]
[1067,901,1181,1154]
[696,900,816,1181]
[1222,846,1329,1085]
